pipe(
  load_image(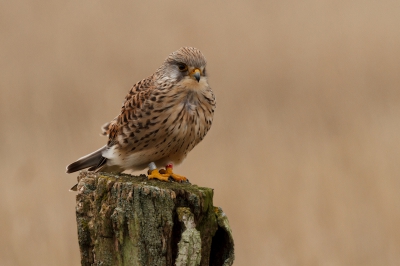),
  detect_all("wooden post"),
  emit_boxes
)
[74,171,234,266]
